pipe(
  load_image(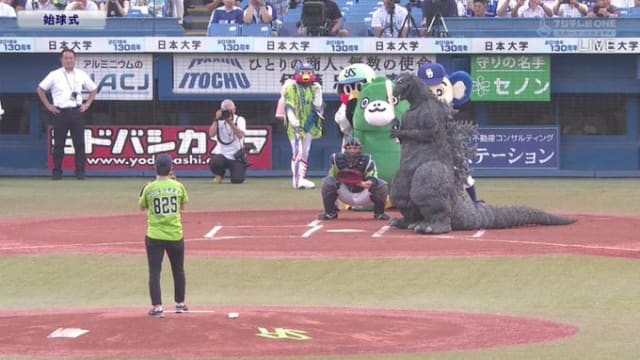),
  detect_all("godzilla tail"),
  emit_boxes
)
[481,205,576,229]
